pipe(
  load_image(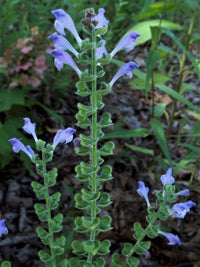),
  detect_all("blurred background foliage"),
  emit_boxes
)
[0,0,200,181]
